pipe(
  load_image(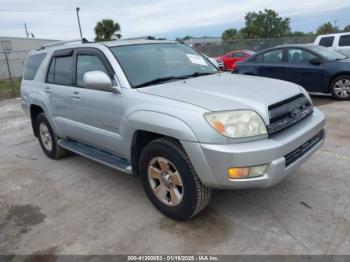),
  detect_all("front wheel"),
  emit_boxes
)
[139,138,212,220]
[330,75,350,100]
